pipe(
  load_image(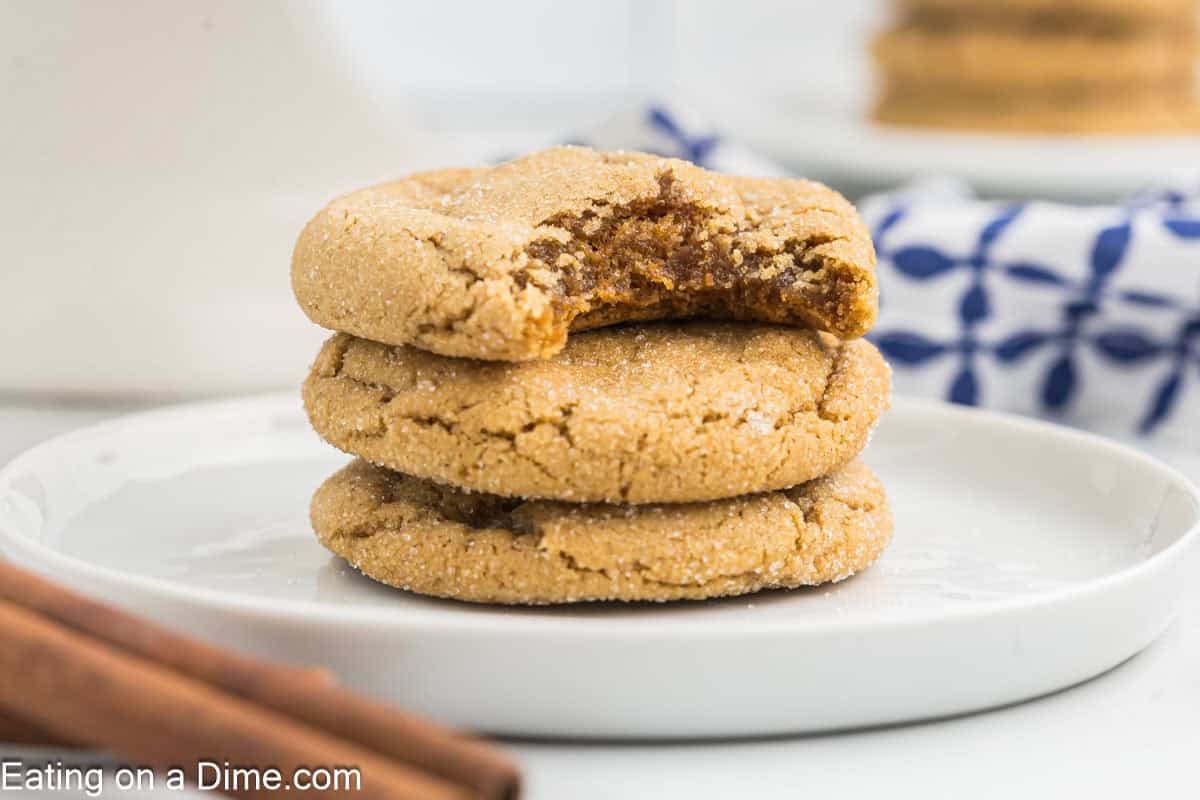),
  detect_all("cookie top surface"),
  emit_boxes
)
[292,146,877,361]
[304,322,890,504]
[311,458,893,605]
